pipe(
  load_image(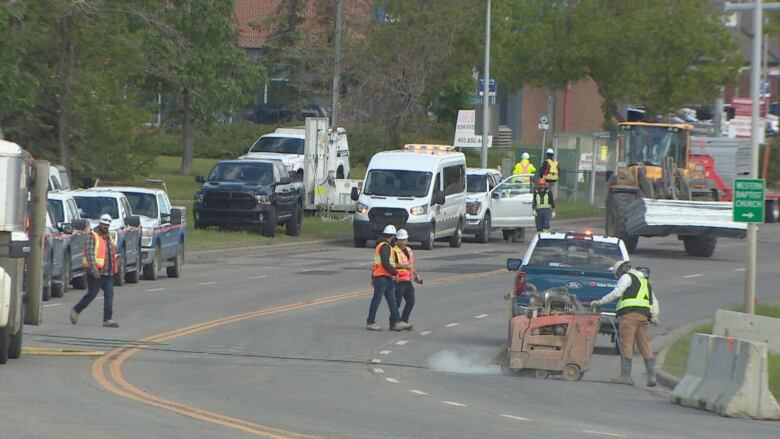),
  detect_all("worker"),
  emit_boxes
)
[591,260,660,387]
[538,148,560,193]
[366,225,410,331]
[393,229,423,330]
[70,214,119,328]
[532,178,555,232]
[513,152,537,177]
